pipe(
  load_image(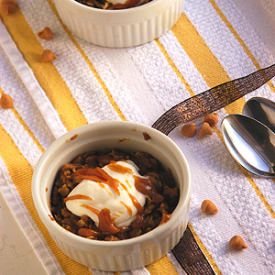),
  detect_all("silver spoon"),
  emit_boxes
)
[221,114,275,178]
[243,97,275,132]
